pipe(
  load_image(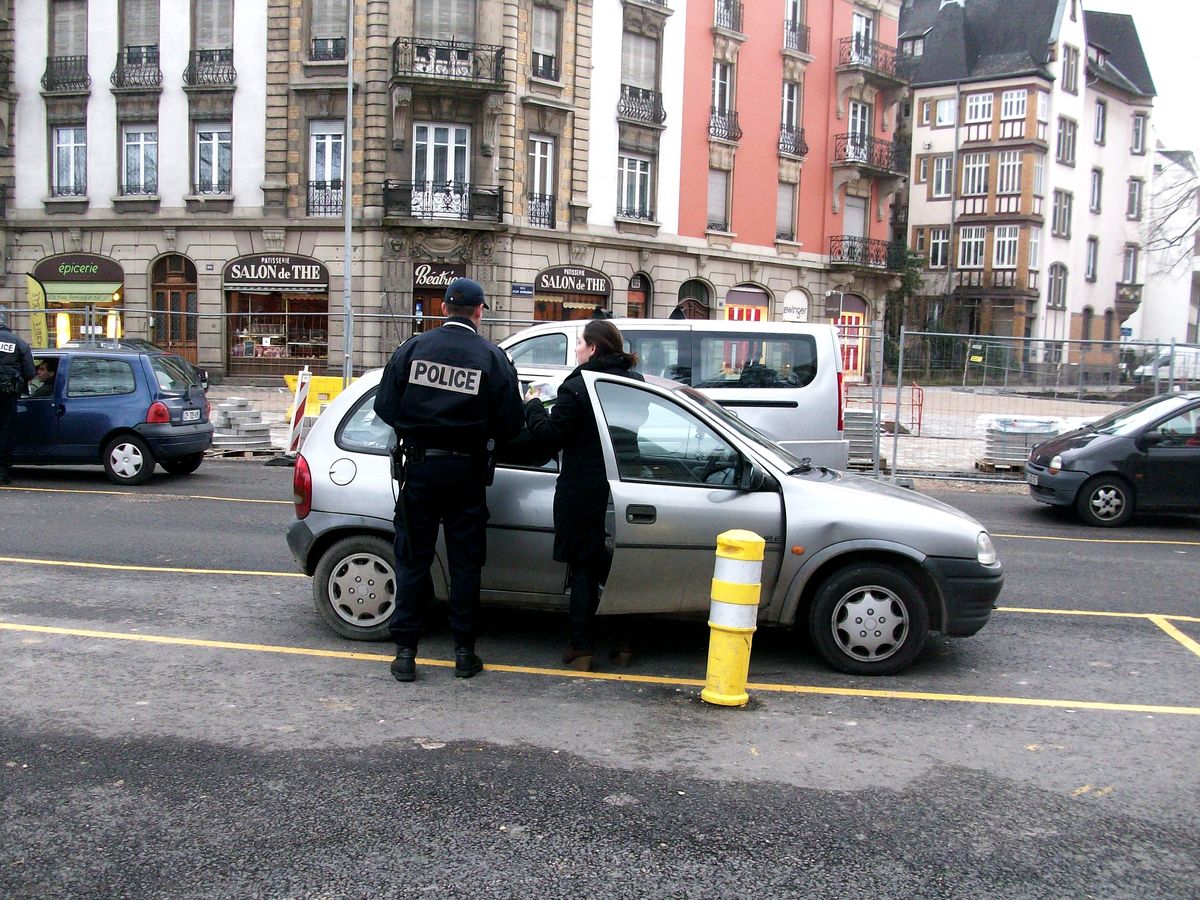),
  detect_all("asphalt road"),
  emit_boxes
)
[1,461,1197,898]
